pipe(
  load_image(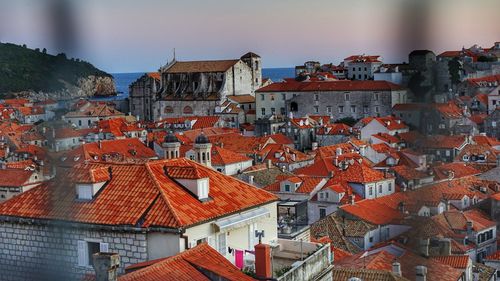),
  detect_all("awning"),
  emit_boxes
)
[214,208,270,232]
